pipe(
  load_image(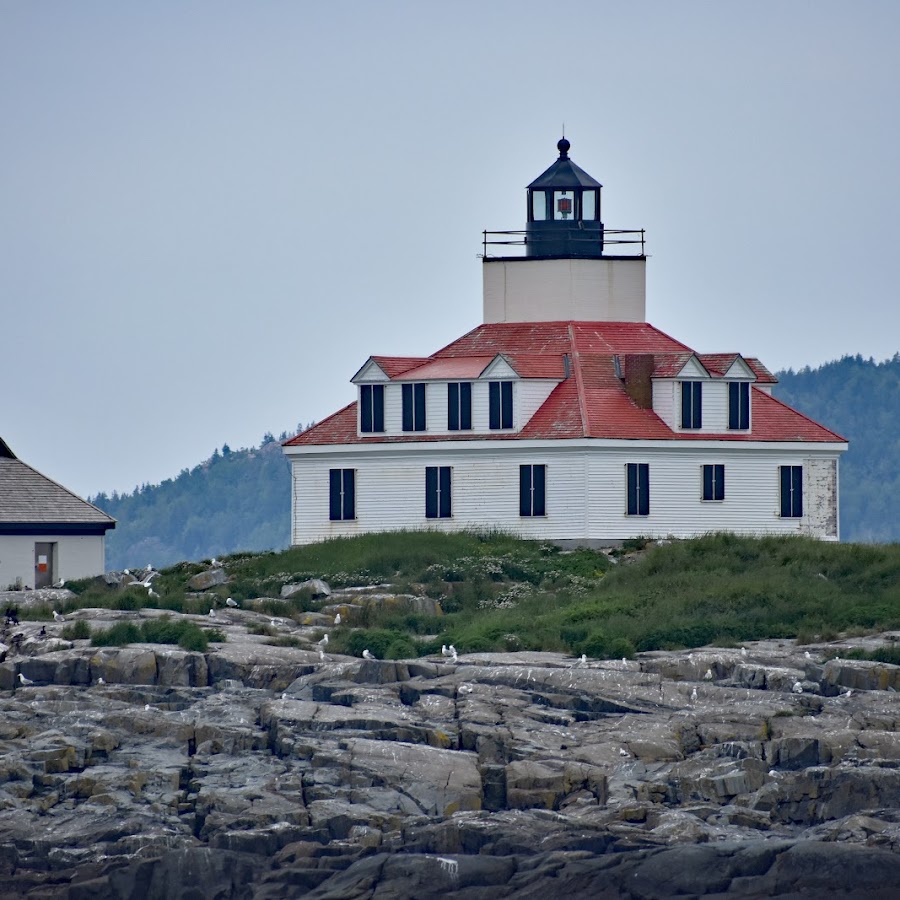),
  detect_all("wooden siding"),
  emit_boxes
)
[289,442,842,545]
